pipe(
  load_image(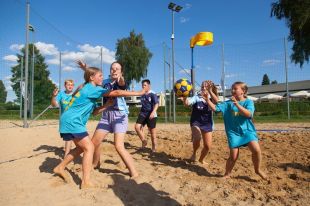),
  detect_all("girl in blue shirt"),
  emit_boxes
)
[51,79,74,157]
[182,80,218,164]
[53,66,146,188]
[204,81,267,180]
